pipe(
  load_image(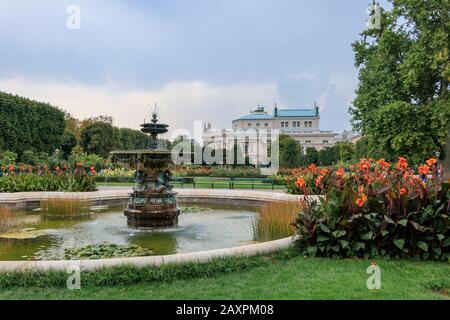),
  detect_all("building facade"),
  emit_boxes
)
[203,105,338,152]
